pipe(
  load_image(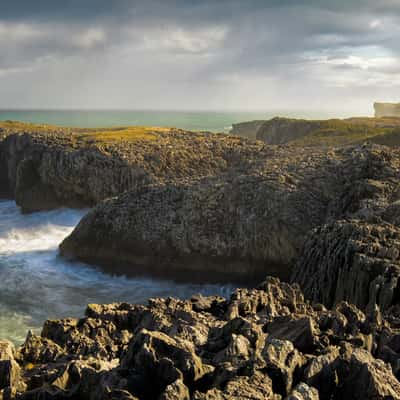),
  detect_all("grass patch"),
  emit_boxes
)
[74,127,170,144]
[292,119,400,147]
[0,120,61,132]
